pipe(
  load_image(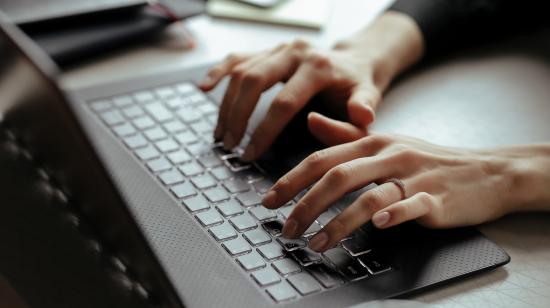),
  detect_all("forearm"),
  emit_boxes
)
[333,11,424,91]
